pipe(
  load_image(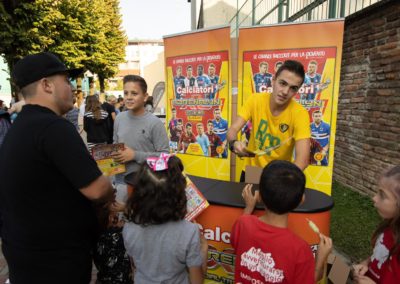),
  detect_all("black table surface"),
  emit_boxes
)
[189,175,334,213]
